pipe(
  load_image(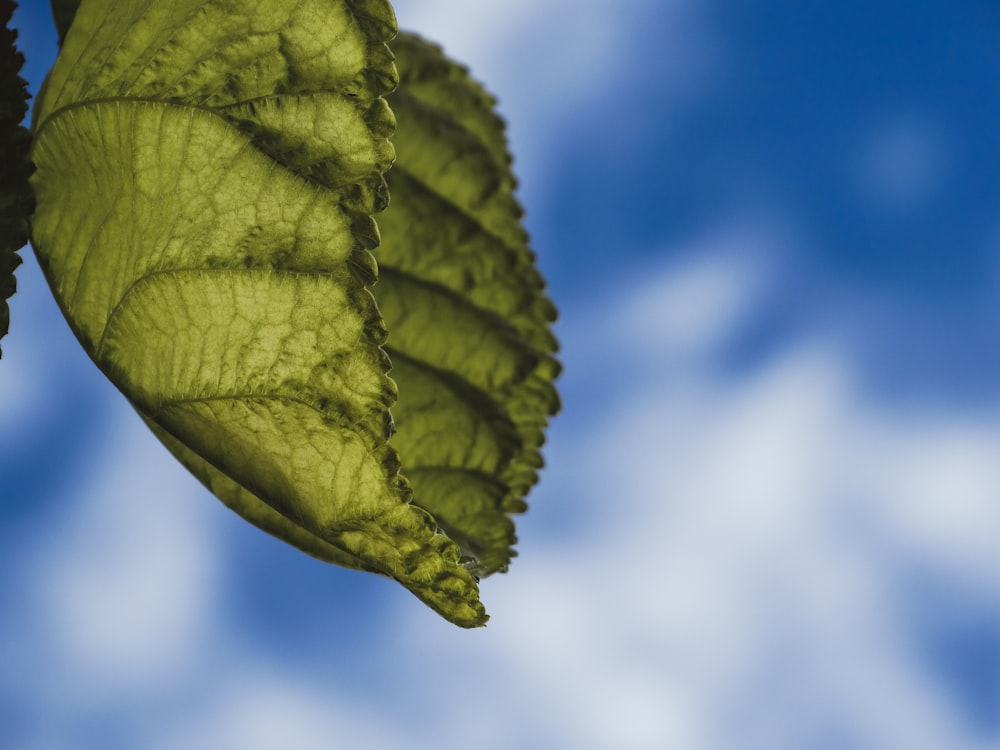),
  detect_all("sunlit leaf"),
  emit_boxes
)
[0,0,30,358]
[30,0,488,627]
[29,0,559,627]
